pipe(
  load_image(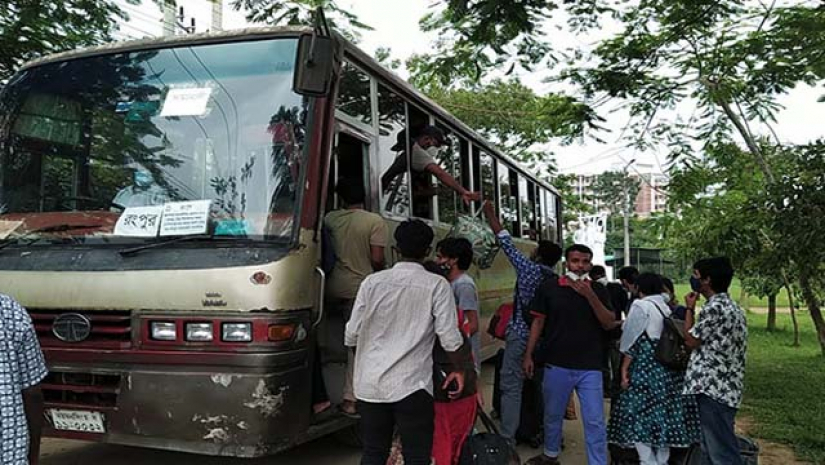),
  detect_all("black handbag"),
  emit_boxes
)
[652,301,691,371]
[459,407,520,465]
